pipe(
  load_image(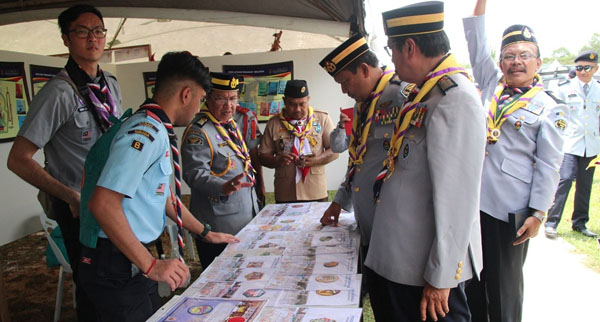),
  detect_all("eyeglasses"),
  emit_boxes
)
[575,65,594,72]
[501,52,538,62]
[69,27,107,39]
[212,96,239,105]
[384,45,392,57]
